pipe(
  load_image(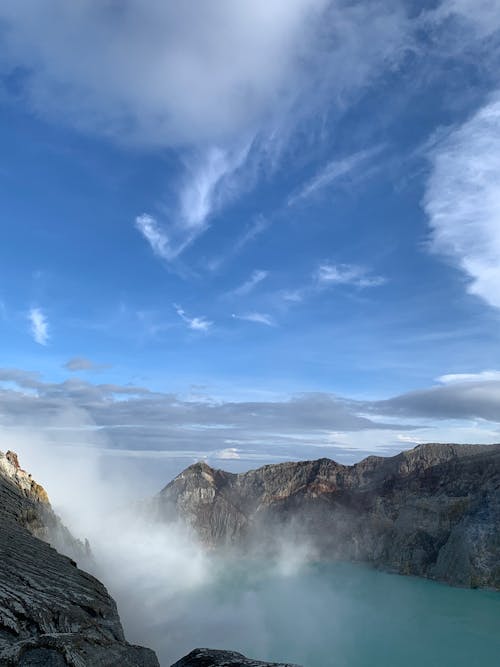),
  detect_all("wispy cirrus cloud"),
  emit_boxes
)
[288,146,384,206]
[135,214,172,260]
[232,216,269,254]
[232,312,276,327]
[227,269,269,298]
[276,262,386,310]
[179,146,250,233]
[424,95,500,310]
[206,216,270,272]
[137,144,251,261]
[28,307,49,346]
[316,263,386,288]
[174,304,212,332]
